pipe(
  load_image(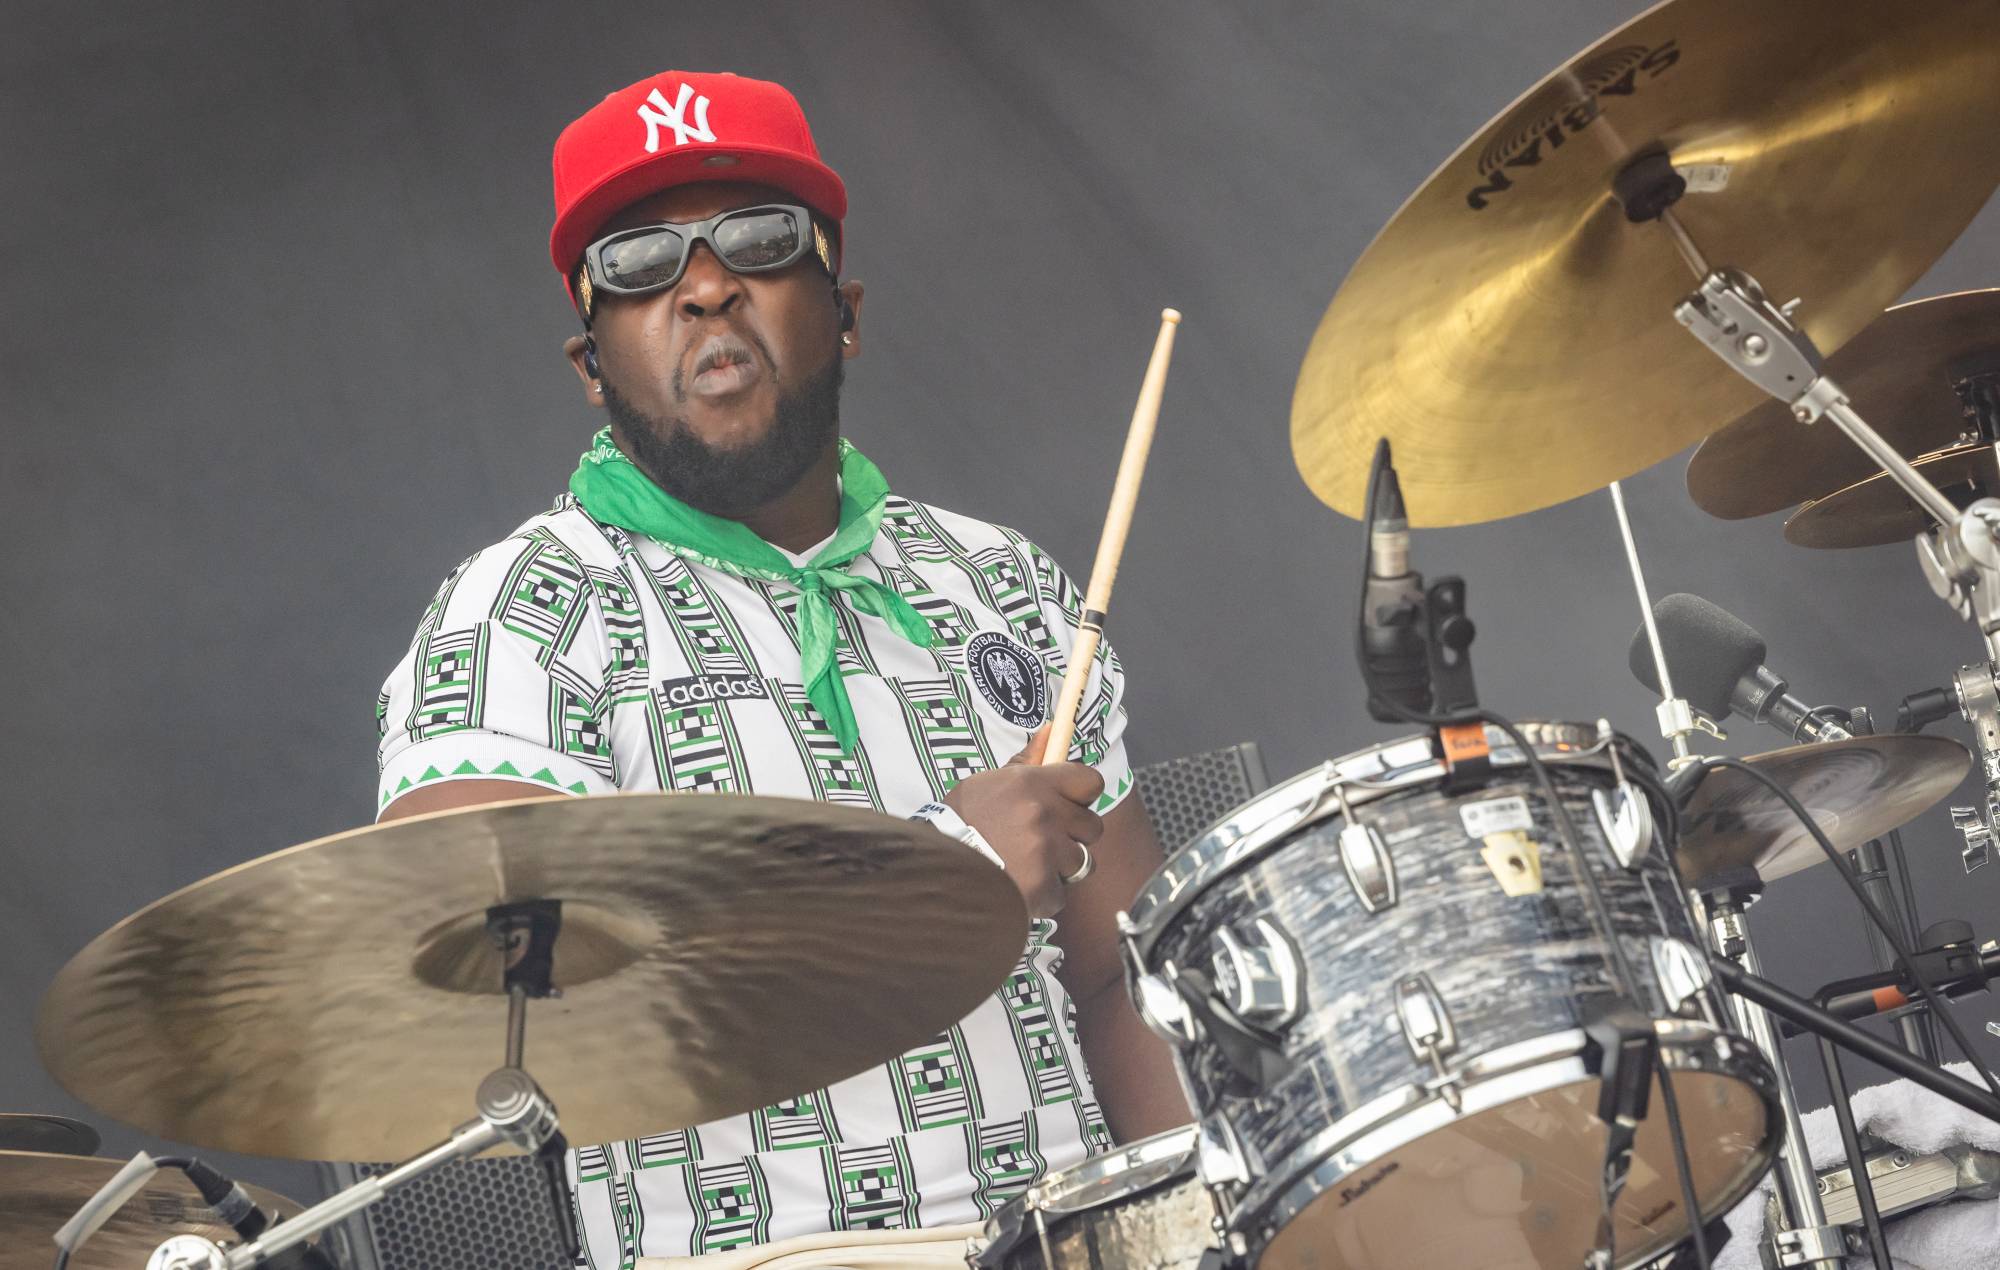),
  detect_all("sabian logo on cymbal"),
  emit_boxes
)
[1465,38,1681,212]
